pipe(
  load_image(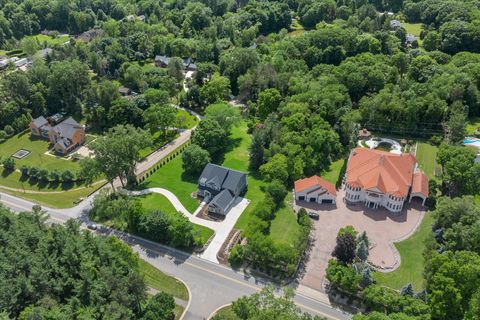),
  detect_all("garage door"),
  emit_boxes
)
[298,196,305,201]
[322,199,333,204]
